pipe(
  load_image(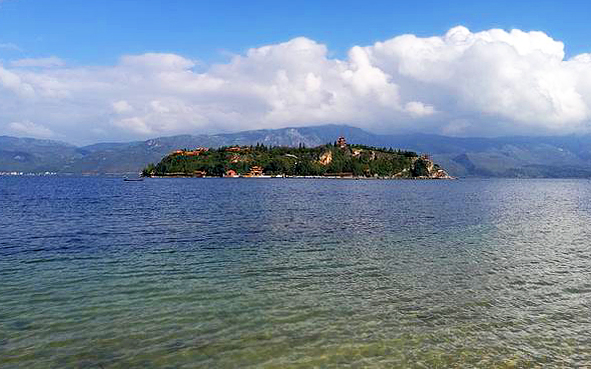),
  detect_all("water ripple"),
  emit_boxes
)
[2,177,591,367]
